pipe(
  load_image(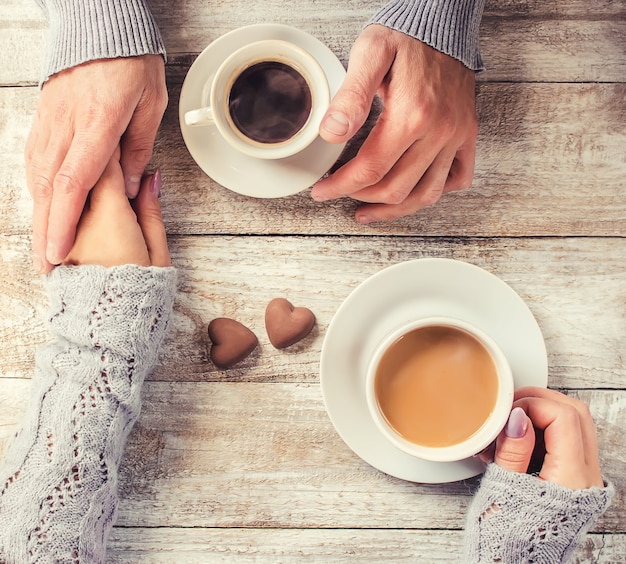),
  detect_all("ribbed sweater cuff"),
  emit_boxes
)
[38,0,166,84]
[369,0,486,71]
